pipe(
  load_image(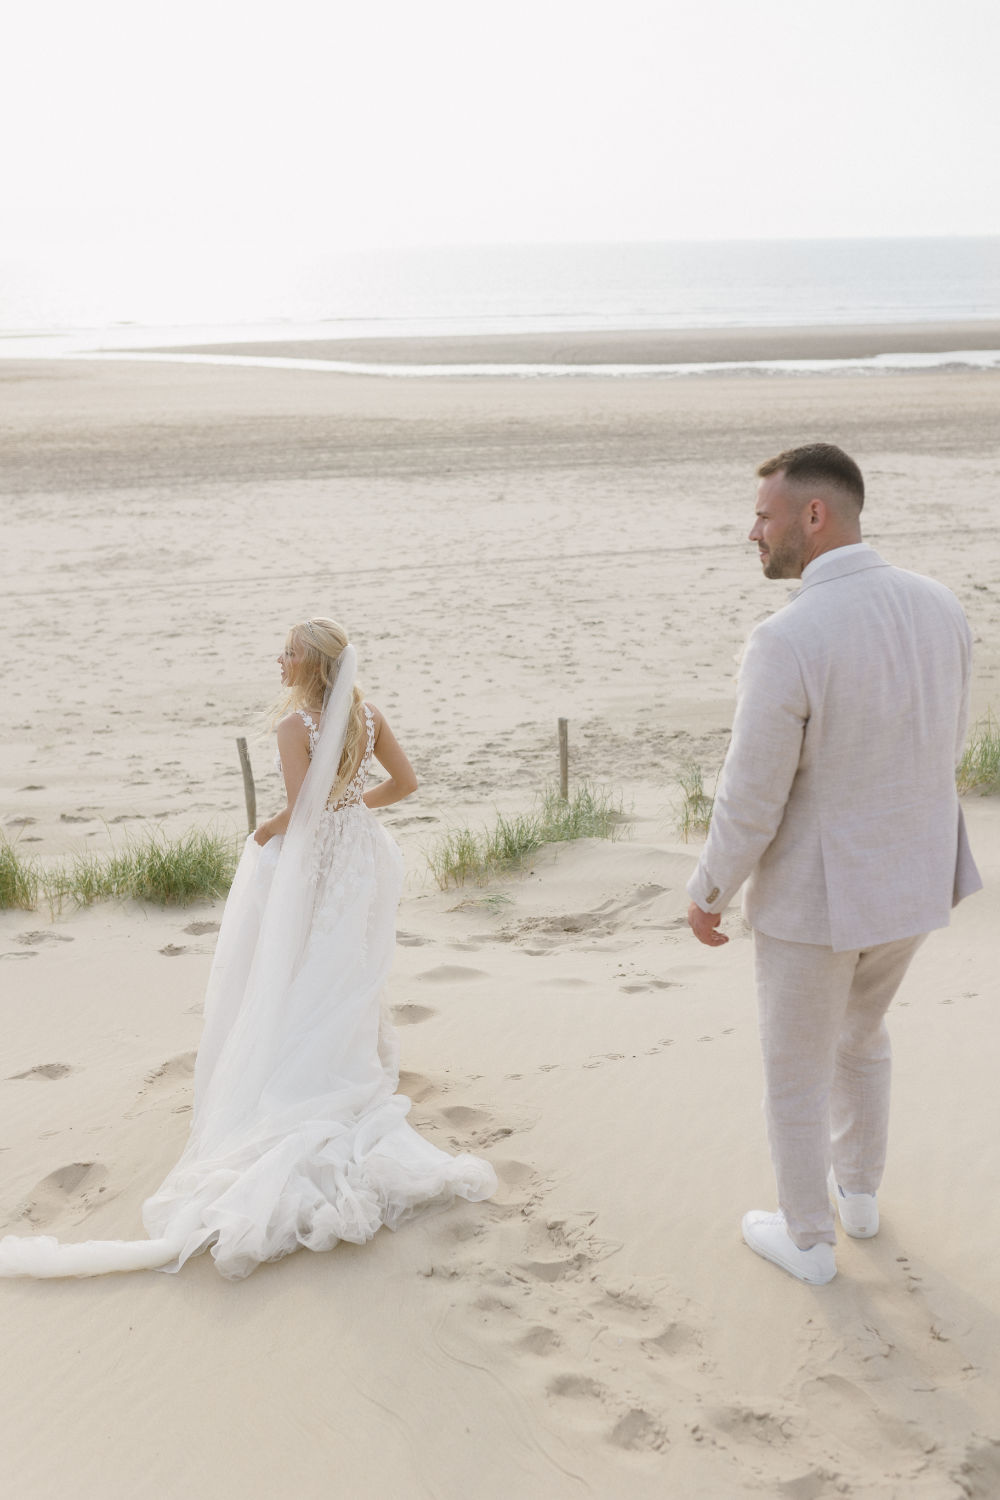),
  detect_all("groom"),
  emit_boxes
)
[686,443,981,1284]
